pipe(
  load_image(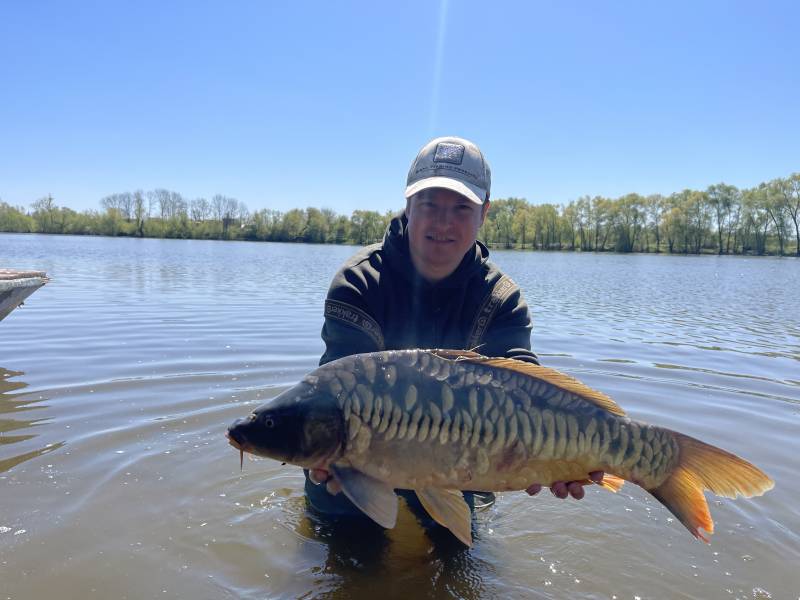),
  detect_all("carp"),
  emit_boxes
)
[226,349,773,546]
